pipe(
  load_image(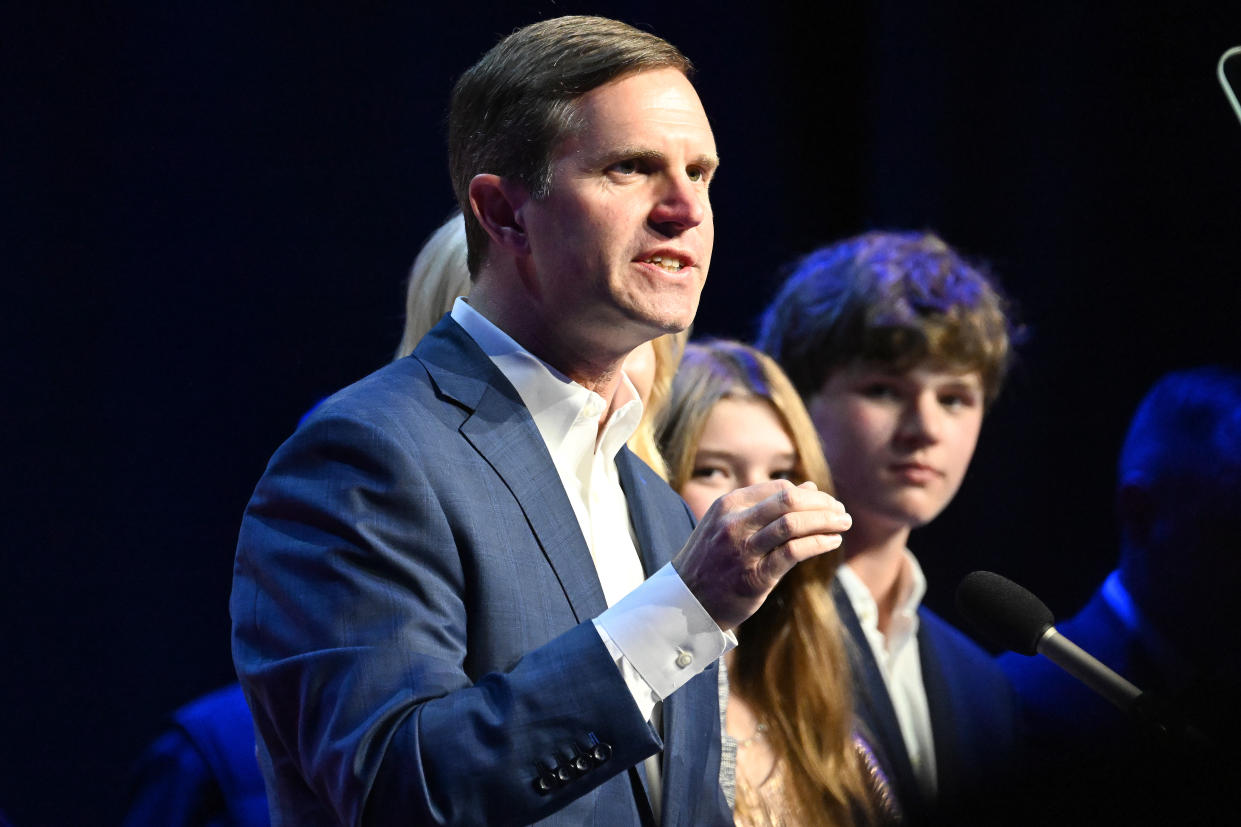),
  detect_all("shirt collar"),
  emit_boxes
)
[837,550,927,645]
[1102,568,1191,683]
[897,551,928,617]
[450,298,643,465]
[1101,569,1140,634]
